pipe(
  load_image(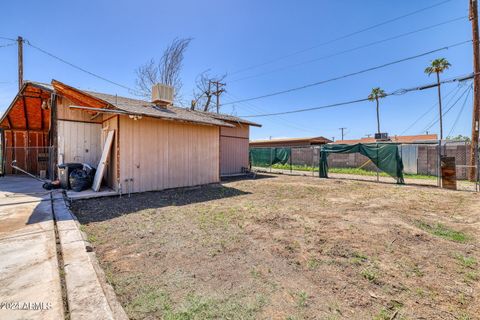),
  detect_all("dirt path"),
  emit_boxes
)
[73,174,480,320]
